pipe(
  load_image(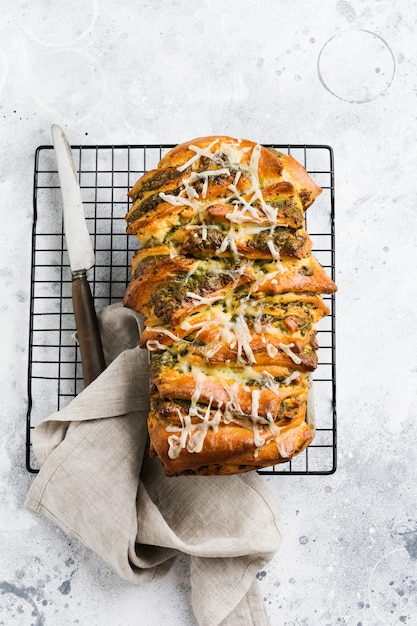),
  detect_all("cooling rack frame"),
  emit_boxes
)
[26,142,337,476]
